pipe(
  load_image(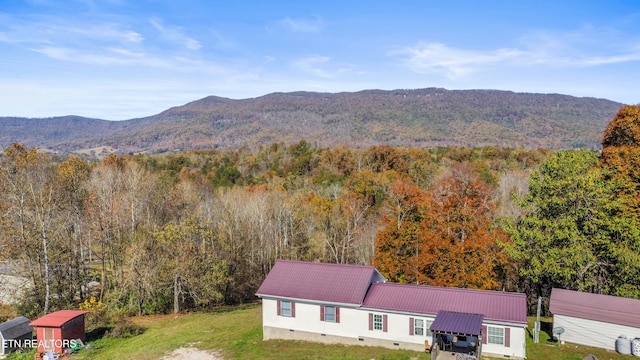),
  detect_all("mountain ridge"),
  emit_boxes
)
[0,88,626,153]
